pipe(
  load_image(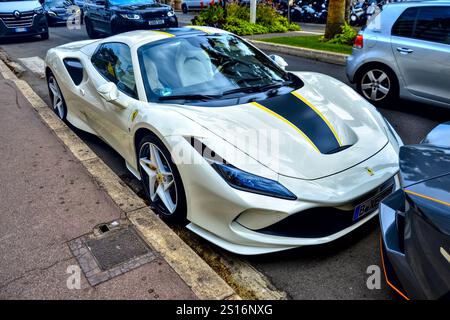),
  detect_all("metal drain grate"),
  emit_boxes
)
[86,227,150,270]
[68,225,156,286]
